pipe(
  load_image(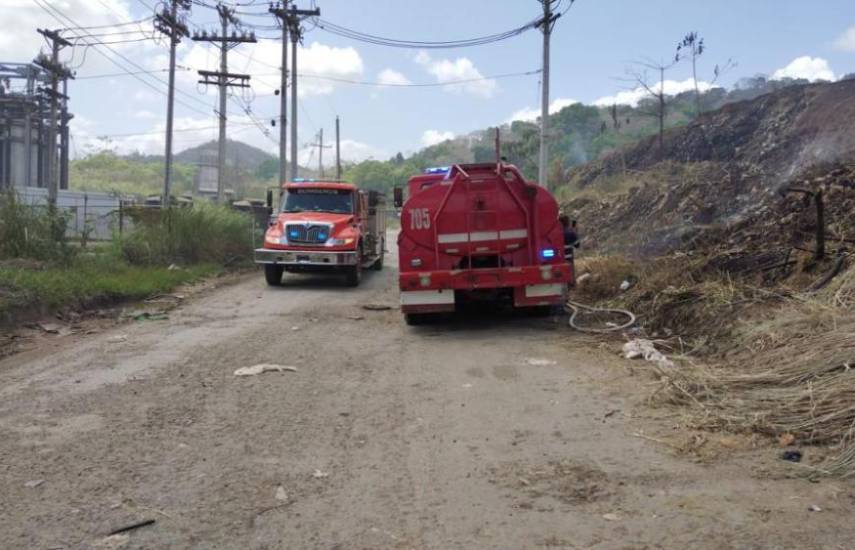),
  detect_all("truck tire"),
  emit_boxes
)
[404,313,432,326]
[264,264,284,286]
[372,251,384,271]
[345,248,363,287]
